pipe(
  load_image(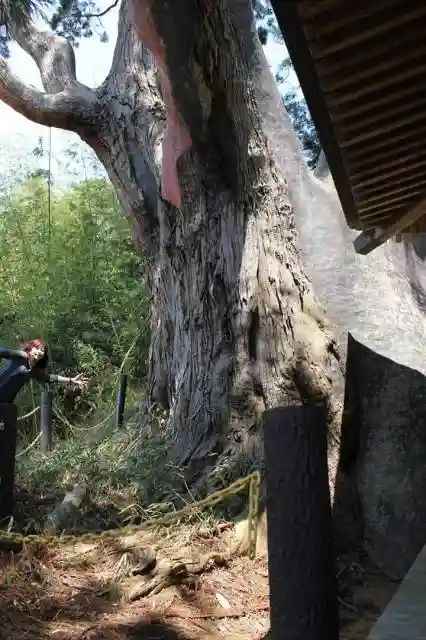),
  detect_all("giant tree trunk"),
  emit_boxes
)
[123,0,342,484]
[1,0,342,523]
[44,0,343,482]
[1,0,343,485]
